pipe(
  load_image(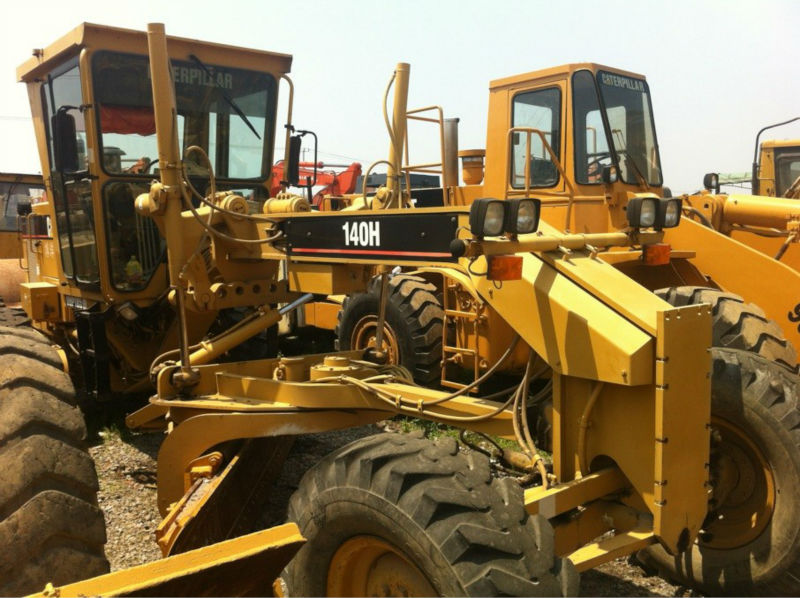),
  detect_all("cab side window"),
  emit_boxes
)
[42,60,99,286]
[511,88,561,188]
